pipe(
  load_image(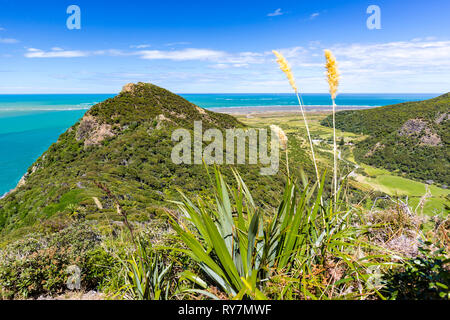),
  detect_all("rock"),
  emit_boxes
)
[399,119,427,136]
[398,119,442,146]
[419,129,442,146]
[195,105,206,115]
[155,114,174,129]
[76,114,115,147]
[121,83,137,94]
